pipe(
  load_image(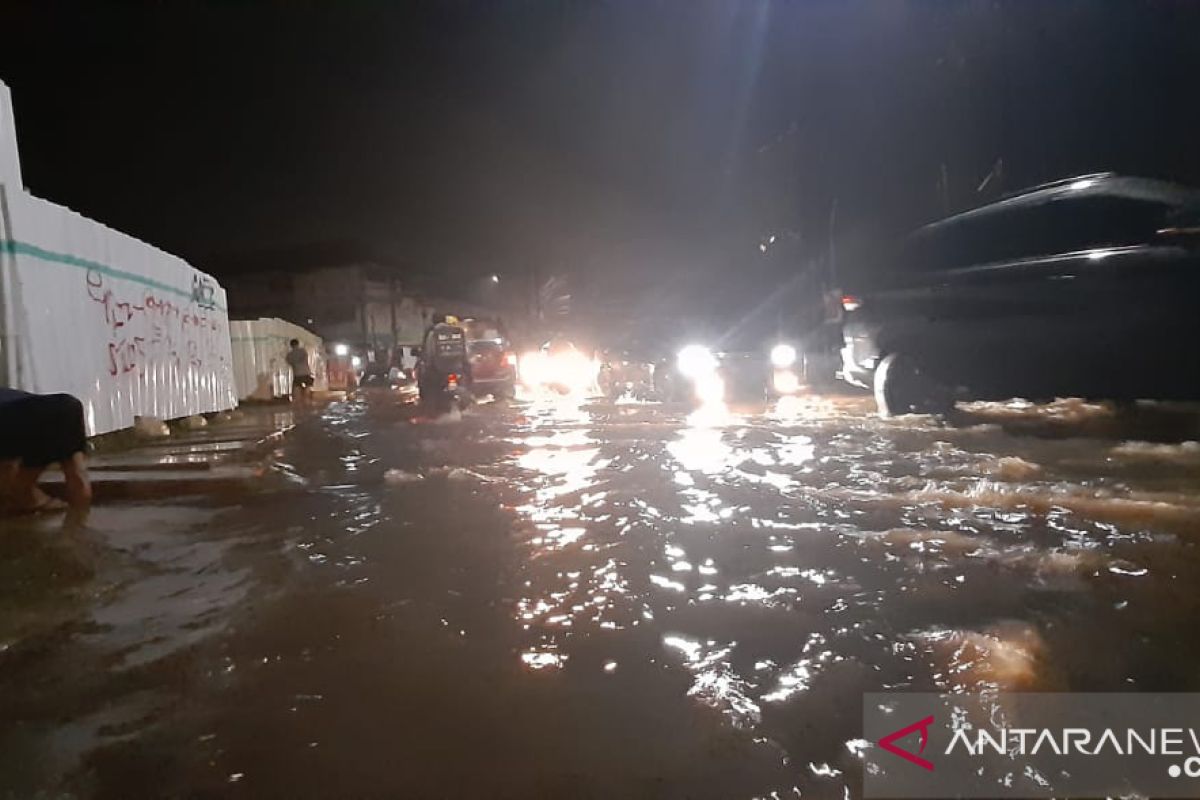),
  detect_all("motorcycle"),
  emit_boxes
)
[416,321,472,413]
[598,355,656,401]
[417,367,469,413]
